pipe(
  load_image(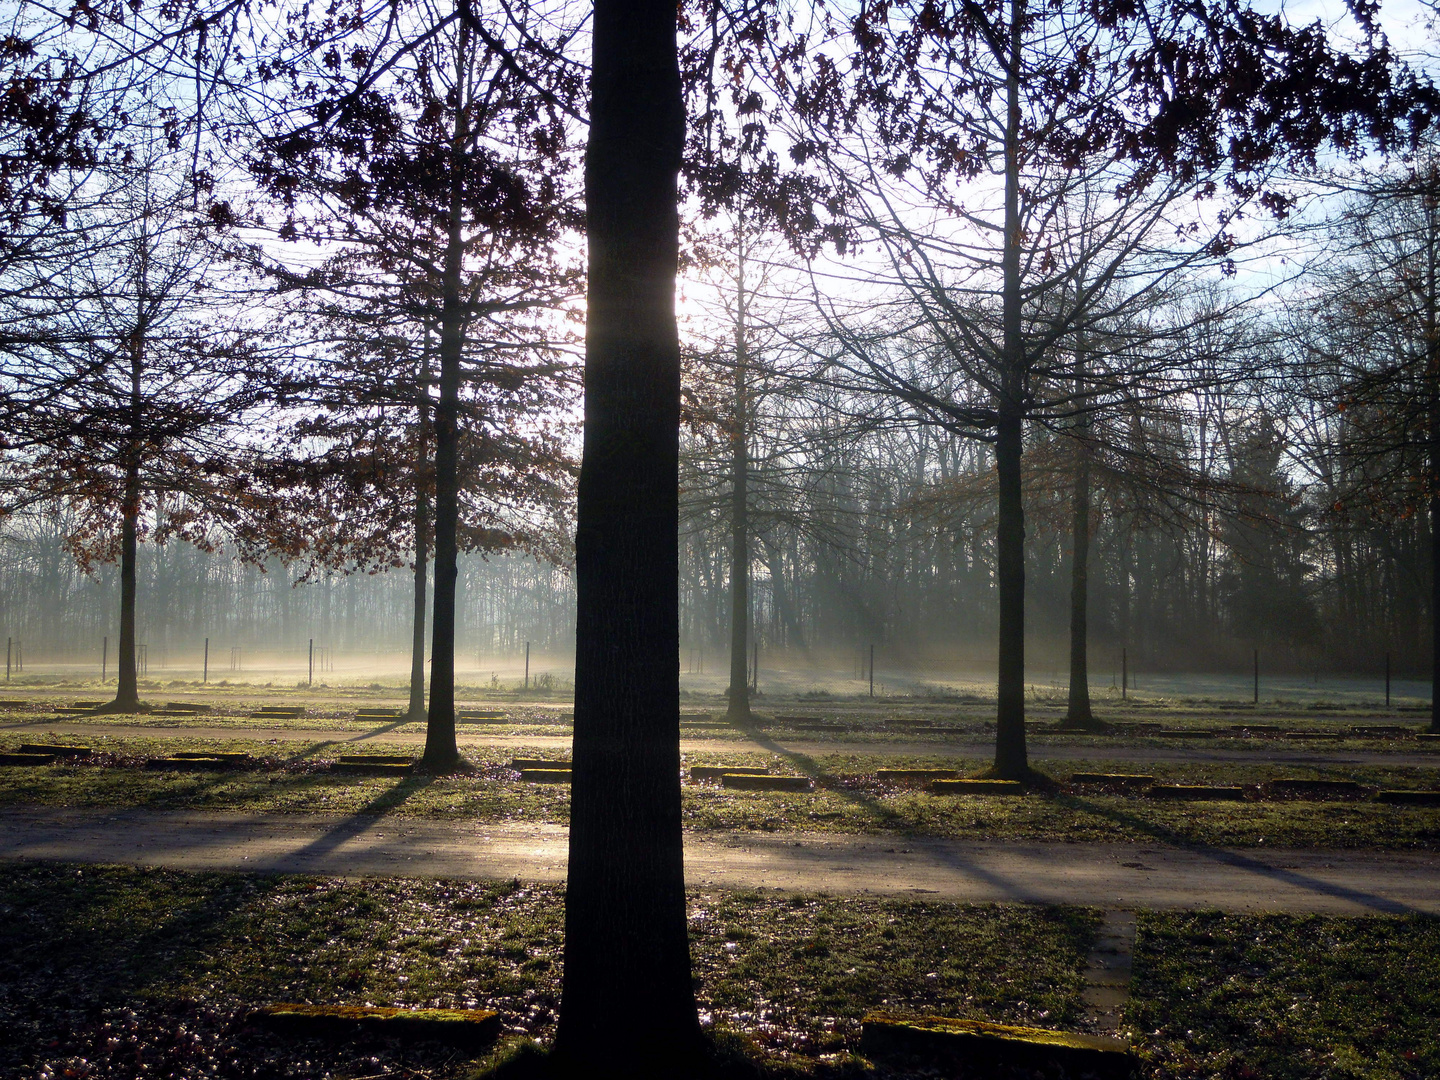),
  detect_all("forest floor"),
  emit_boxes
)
[2,689,1438,1078]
